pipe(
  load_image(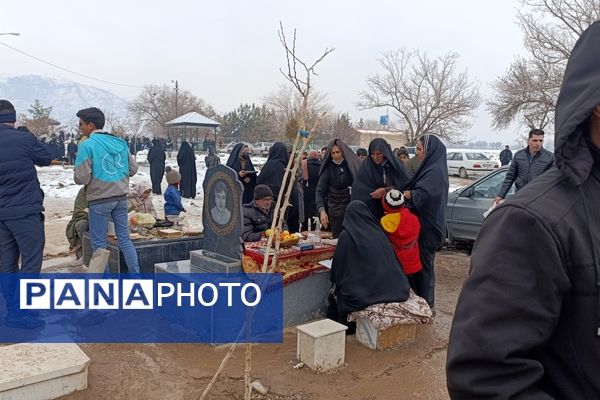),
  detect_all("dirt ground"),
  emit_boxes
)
[36,174,473,400]
[40,249,469,400]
